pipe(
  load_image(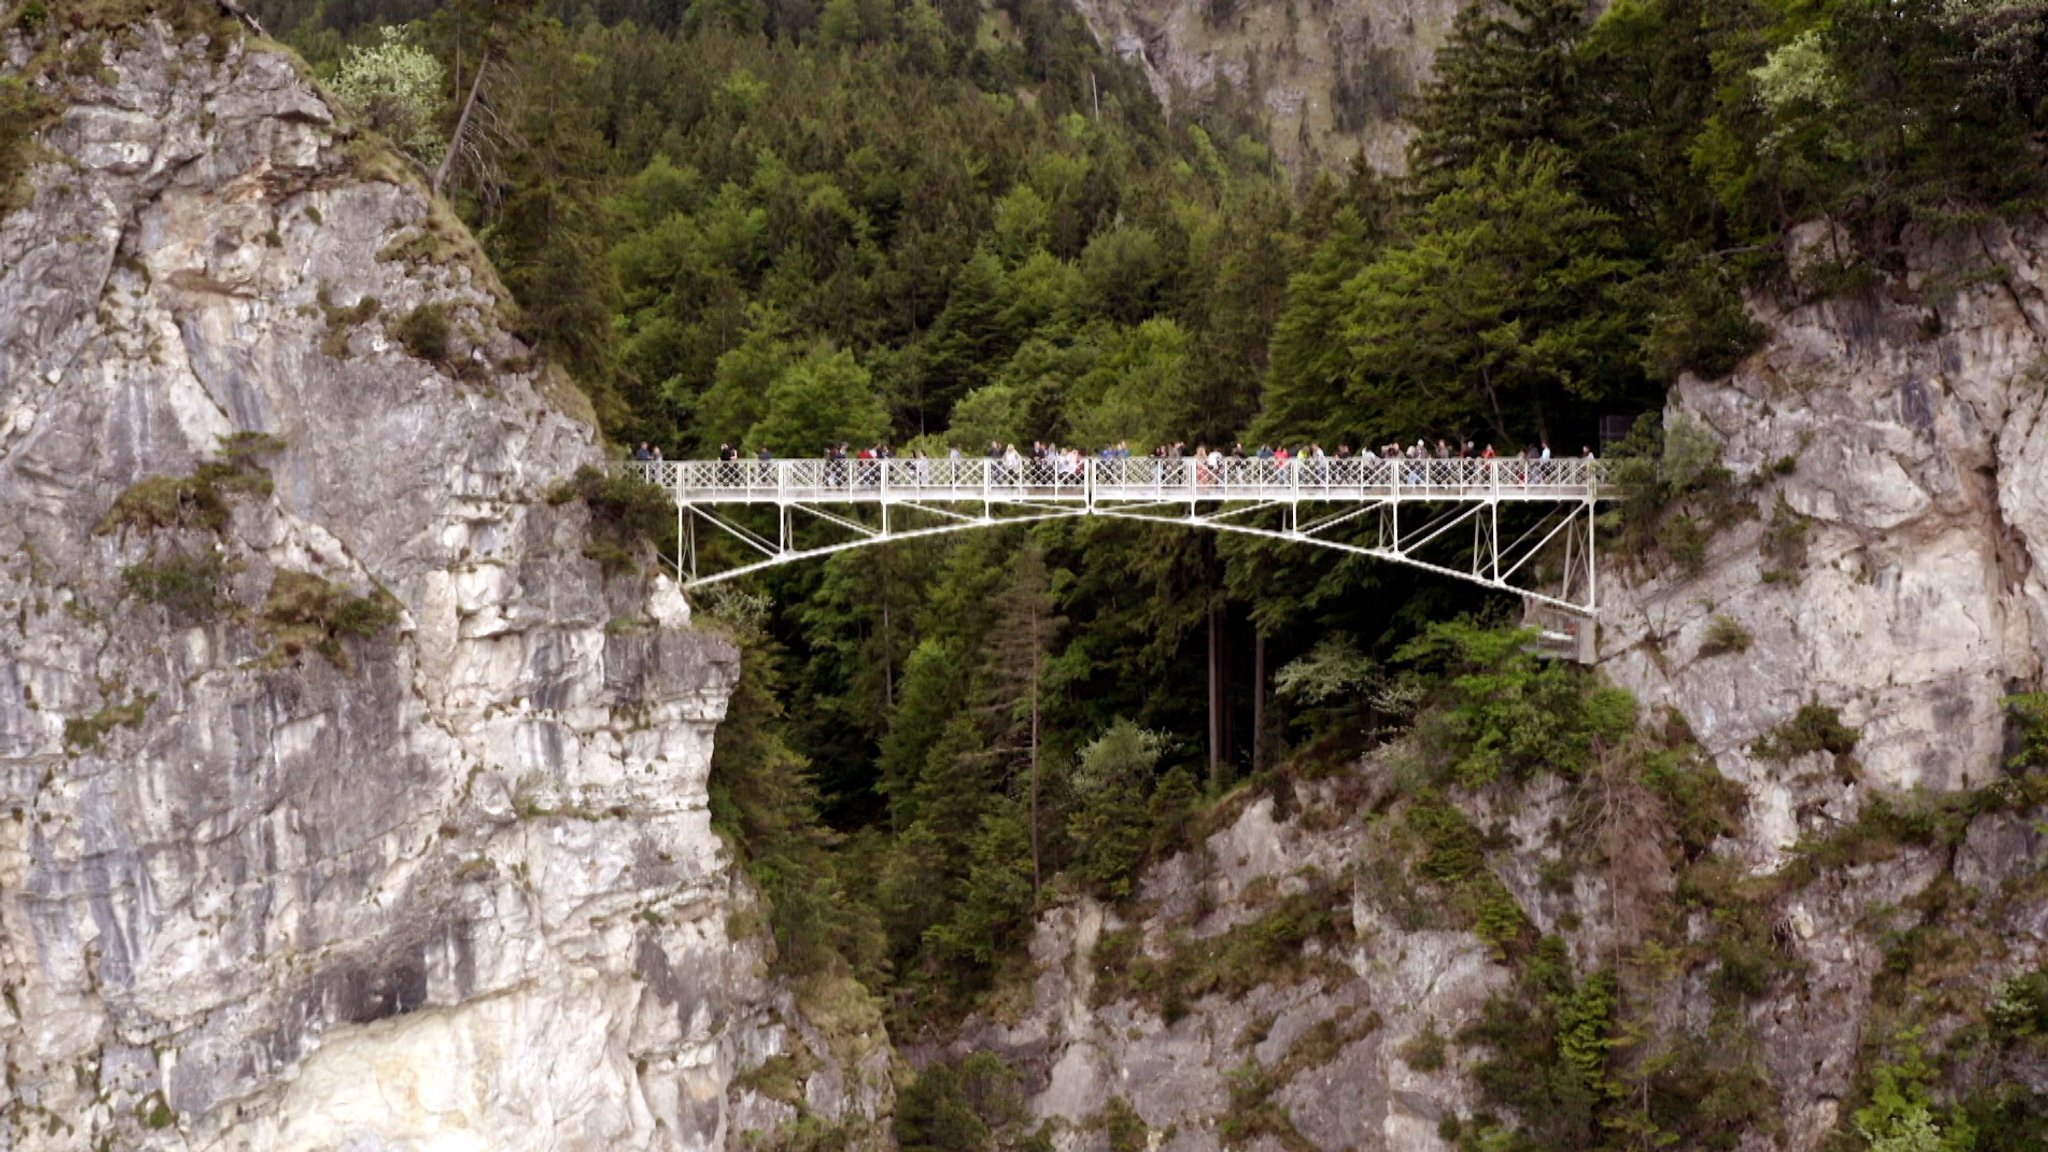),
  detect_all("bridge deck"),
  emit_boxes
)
[625,458,1610,505]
